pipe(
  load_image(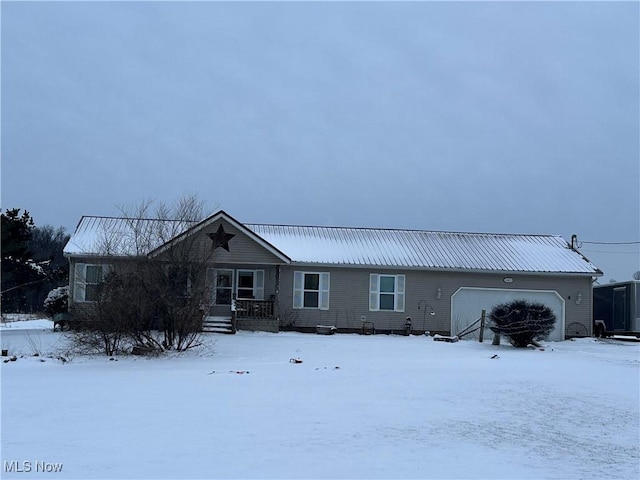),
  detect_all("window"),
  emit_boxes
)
[370,274,405,312]
[236,270,264,300]
[73,263,111,302]
[294,272,329,309]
